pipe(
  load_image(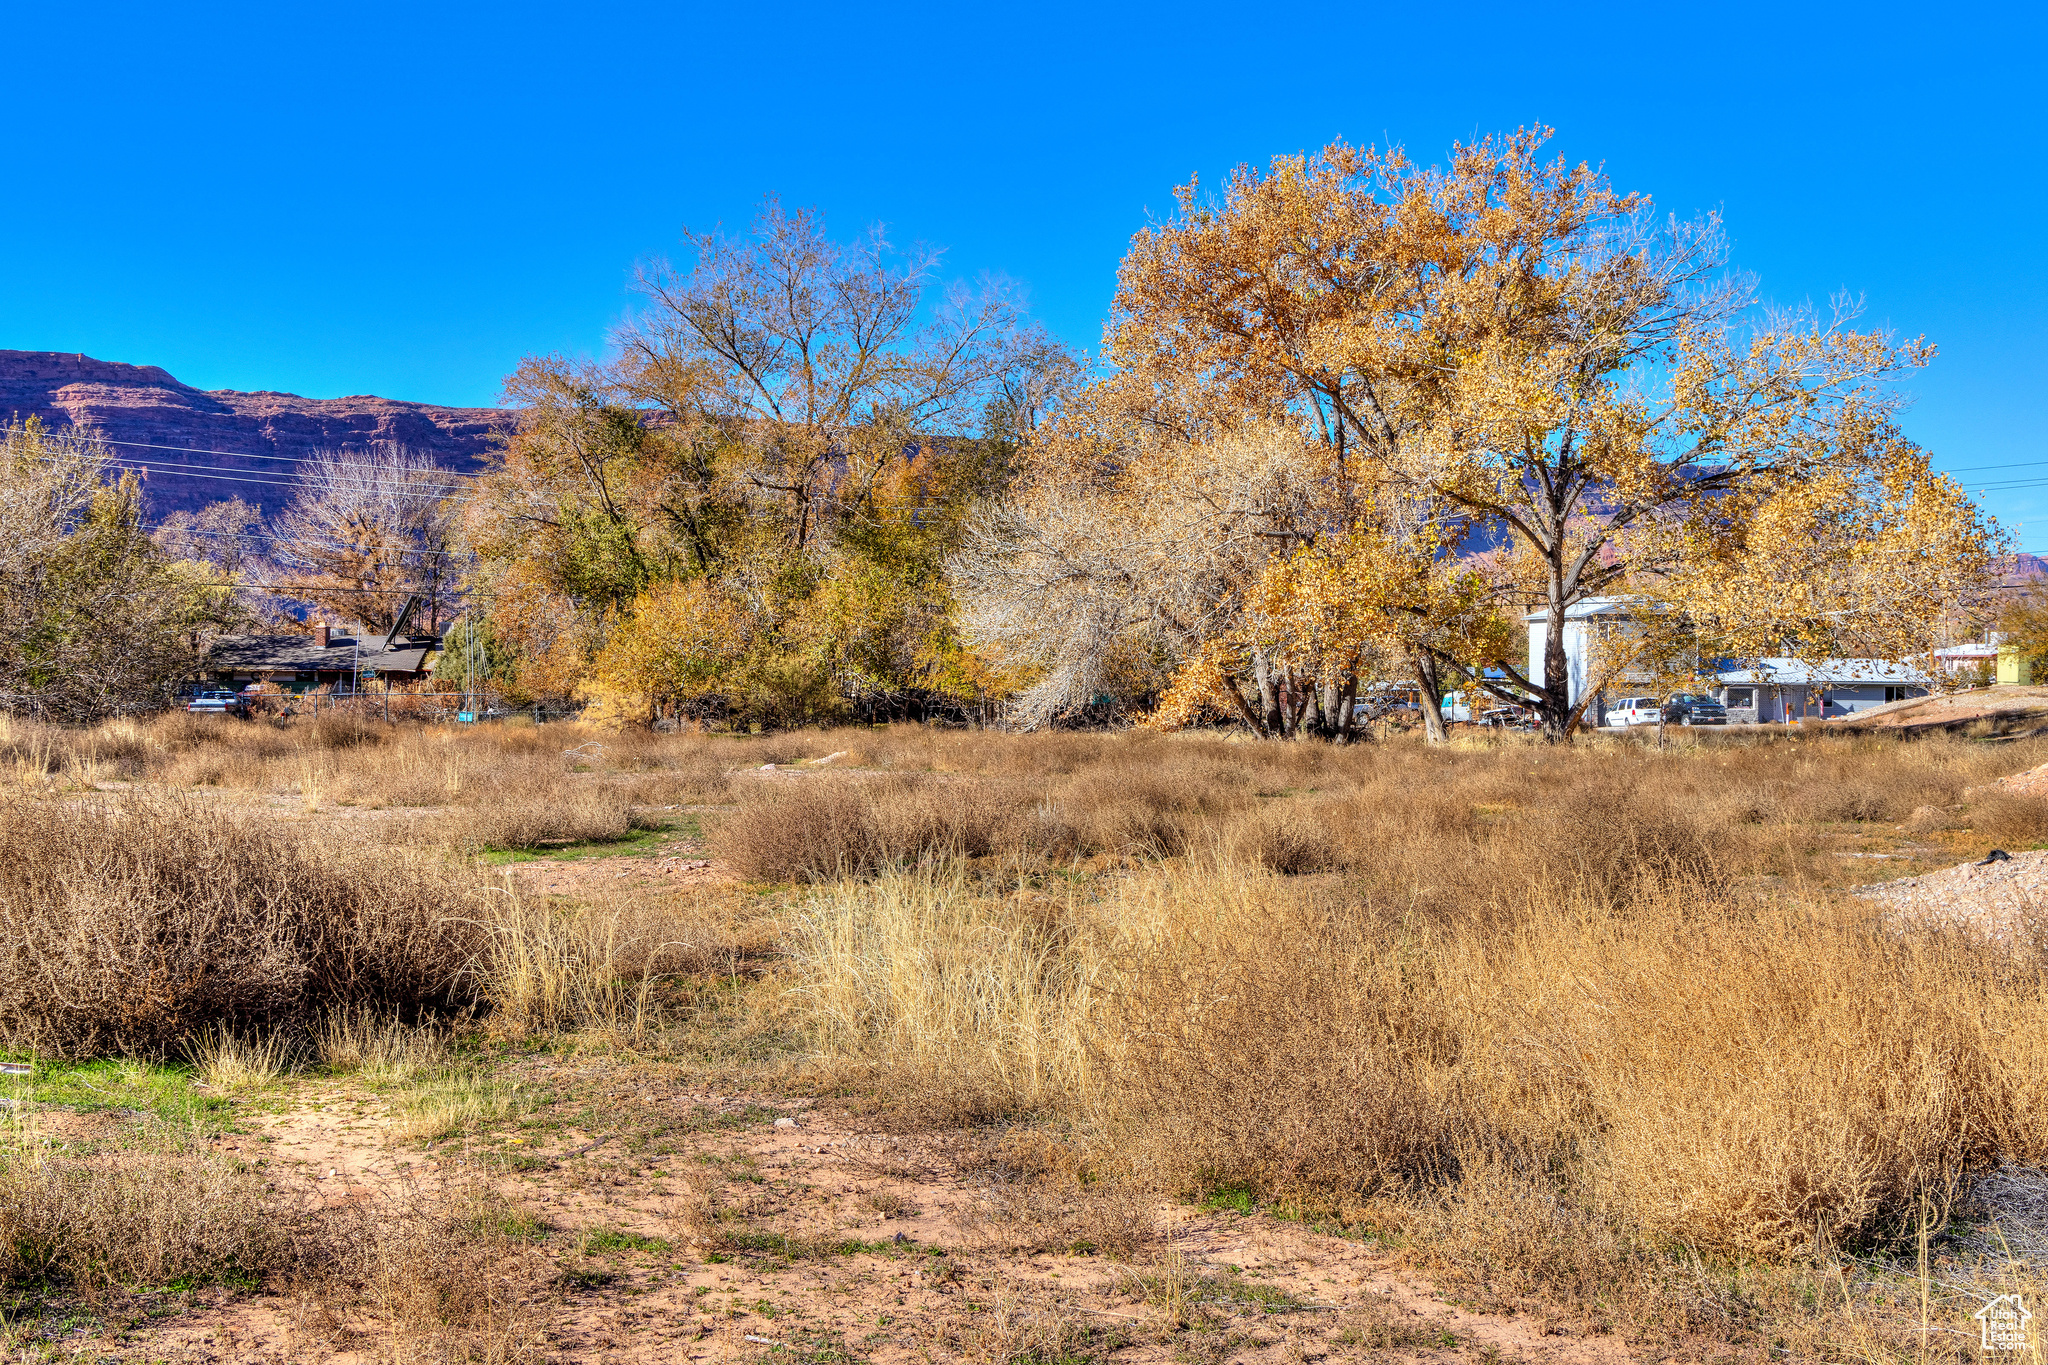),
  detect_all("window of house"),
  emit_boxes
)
[1725,688,1754,708]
